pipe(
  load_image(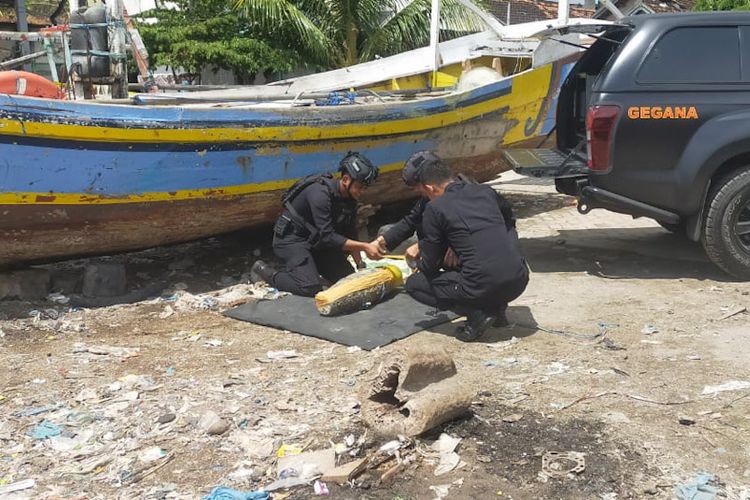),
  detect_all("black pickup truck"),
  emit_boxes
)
[505,13,750,279]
